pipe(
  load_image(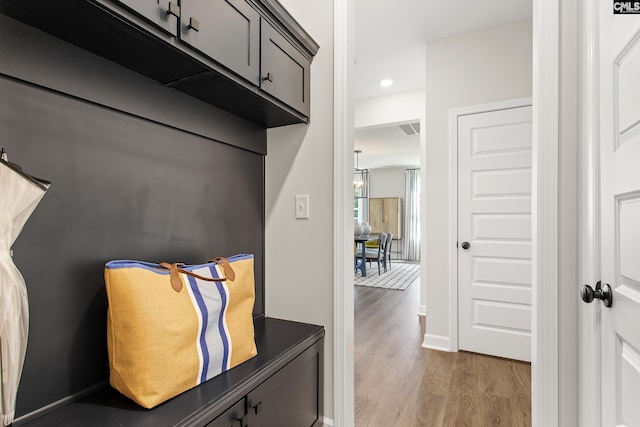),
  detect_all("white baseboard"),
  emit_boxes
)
[321,416,335,426]
[422,333,453,352]
[417,304,426,317]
